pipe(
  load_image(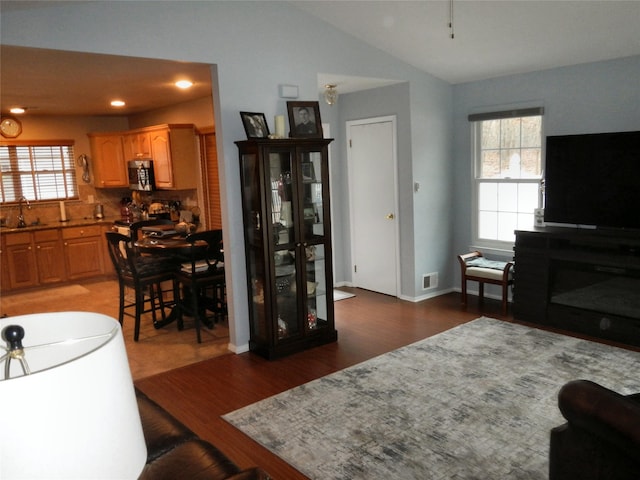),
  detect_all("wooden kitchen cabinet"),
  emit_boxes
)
[34,229,66,284]
[62,225,105,280]
[0,236,9,291]
[89,124,198,190]
[123,131,152,160]
[88,133,128,187]
[148,125,199,190]
[4,231,38,290]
